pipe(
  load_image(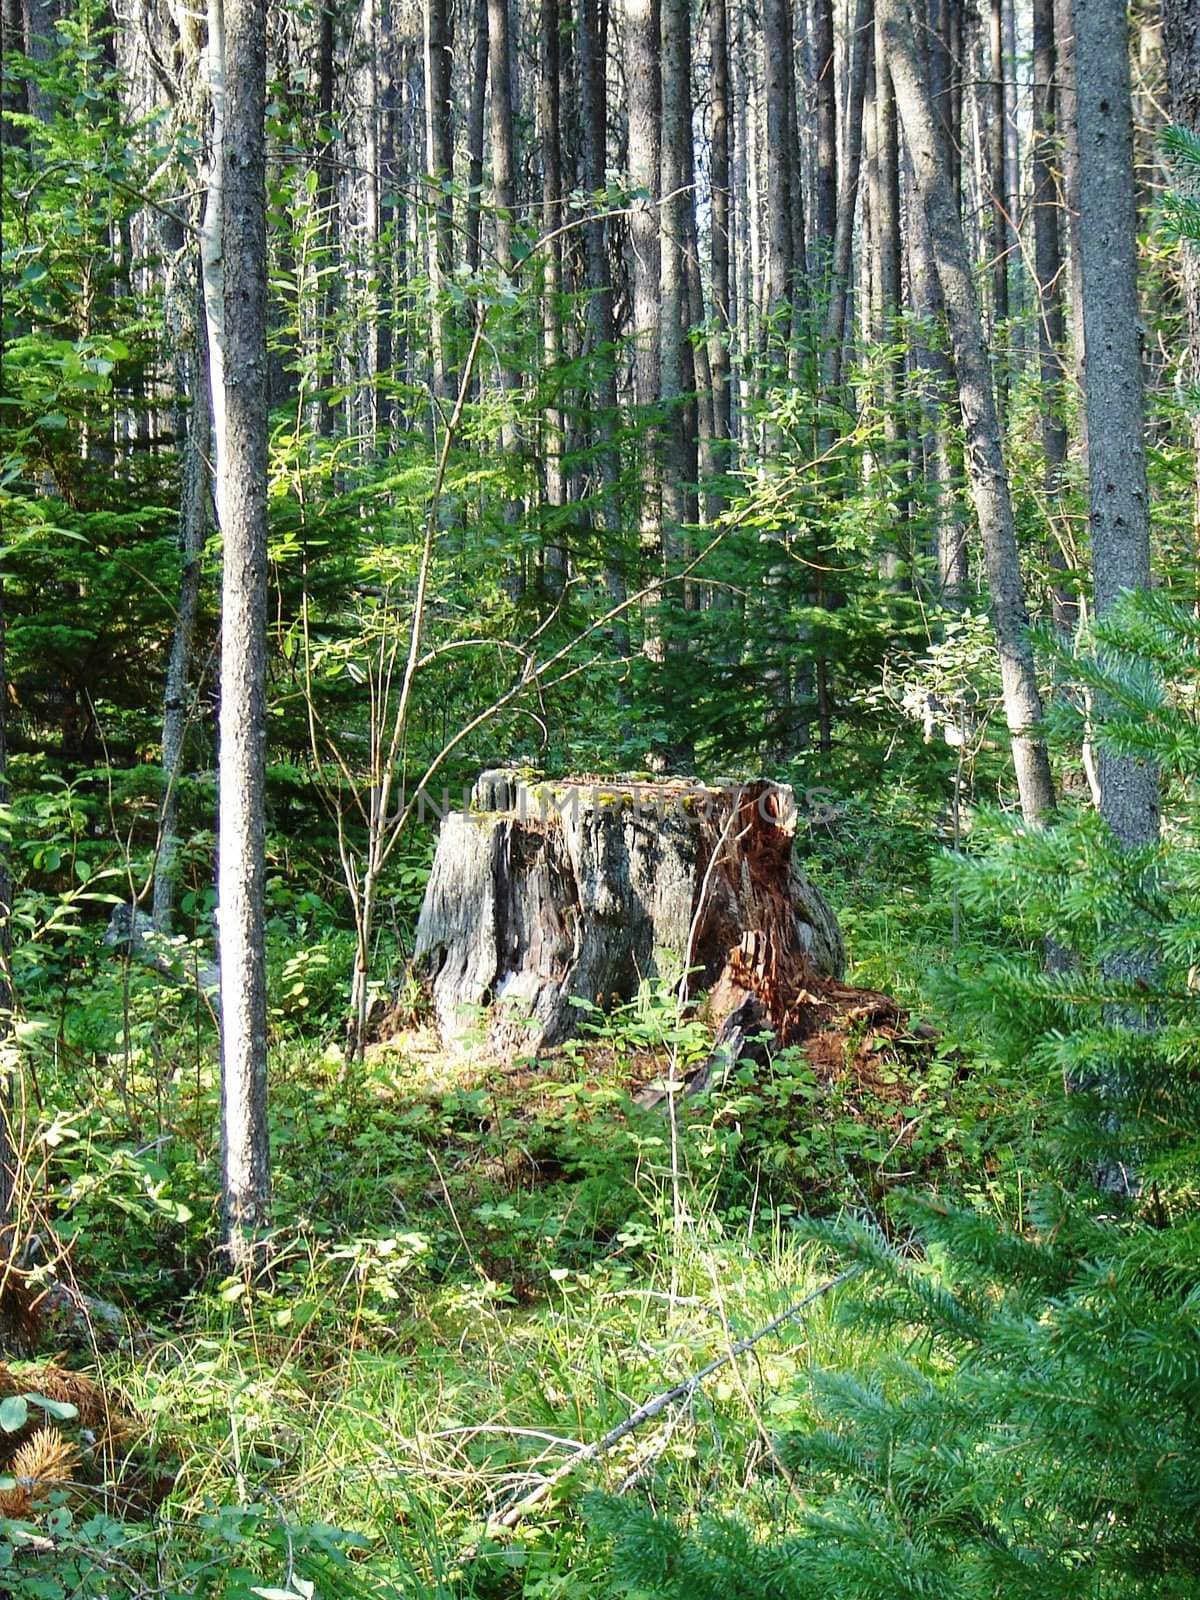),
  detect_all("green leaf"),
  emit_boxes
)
[28,1393,78,1423]
[0,1398,28,1434]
